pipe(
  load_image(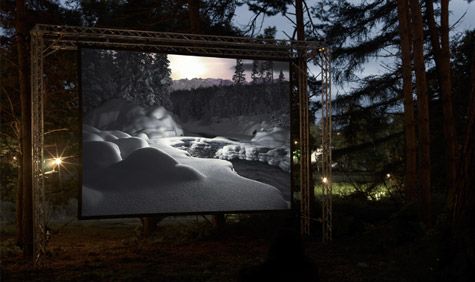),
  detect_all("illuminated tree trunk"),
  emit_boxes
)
[426,0,458,205]
[15,0,33,257]
[409,0,432,227]
[16,163,23,246]
[396,0,418,202]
